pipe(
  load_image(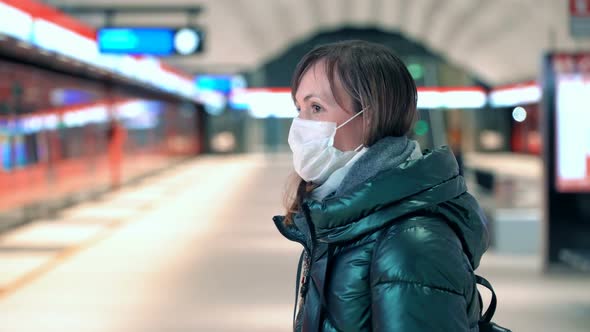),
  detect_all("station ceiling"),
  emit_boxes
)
[52,0,590,85]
